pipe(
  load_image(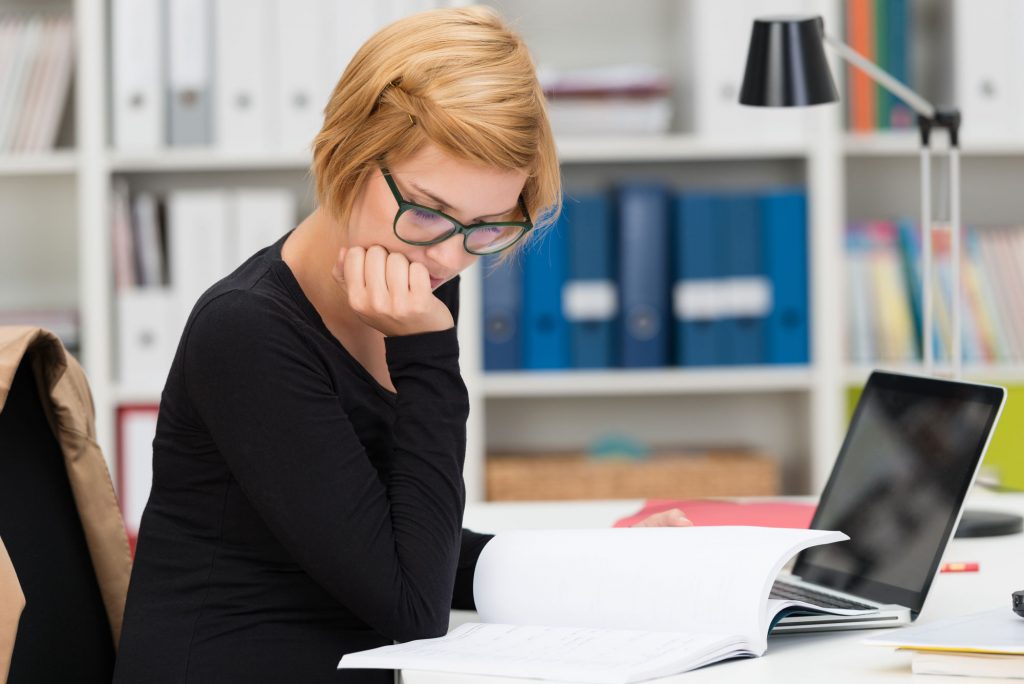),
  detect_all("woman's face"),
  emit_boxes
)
[345,142,529,290]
